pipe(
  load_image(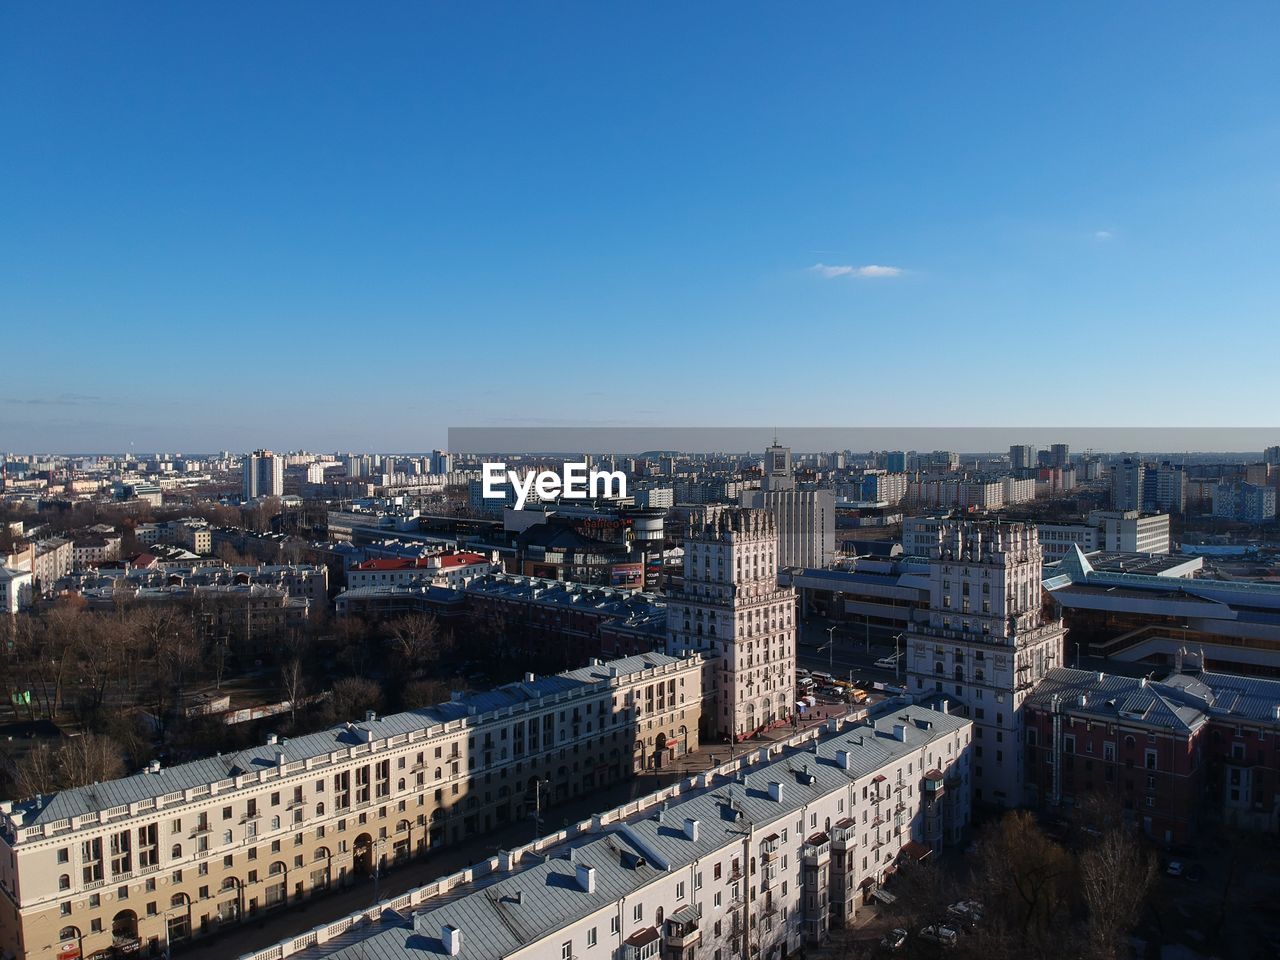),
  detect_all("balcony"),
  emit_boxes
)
[801,834,830,864]
[666,905,702,949]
